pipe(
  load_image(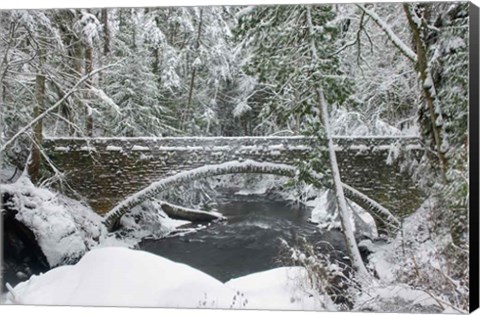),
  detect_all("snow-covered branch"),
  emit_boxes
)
[342,183,400,227]
[0,60,125,153]
[356,4,417,63]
